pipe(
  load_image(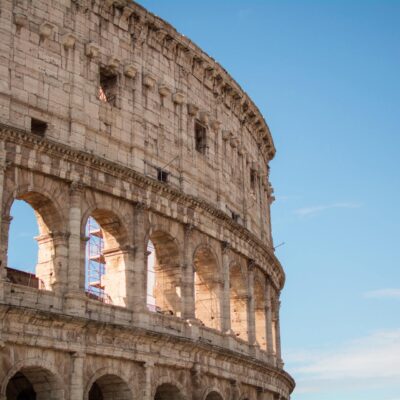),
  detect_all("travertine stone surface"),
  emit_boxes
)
[0,0,295,399]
